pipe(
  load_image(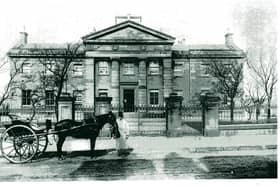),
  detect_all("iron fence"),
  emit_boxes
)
[0,104,277,126]
[181,105,202,122]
